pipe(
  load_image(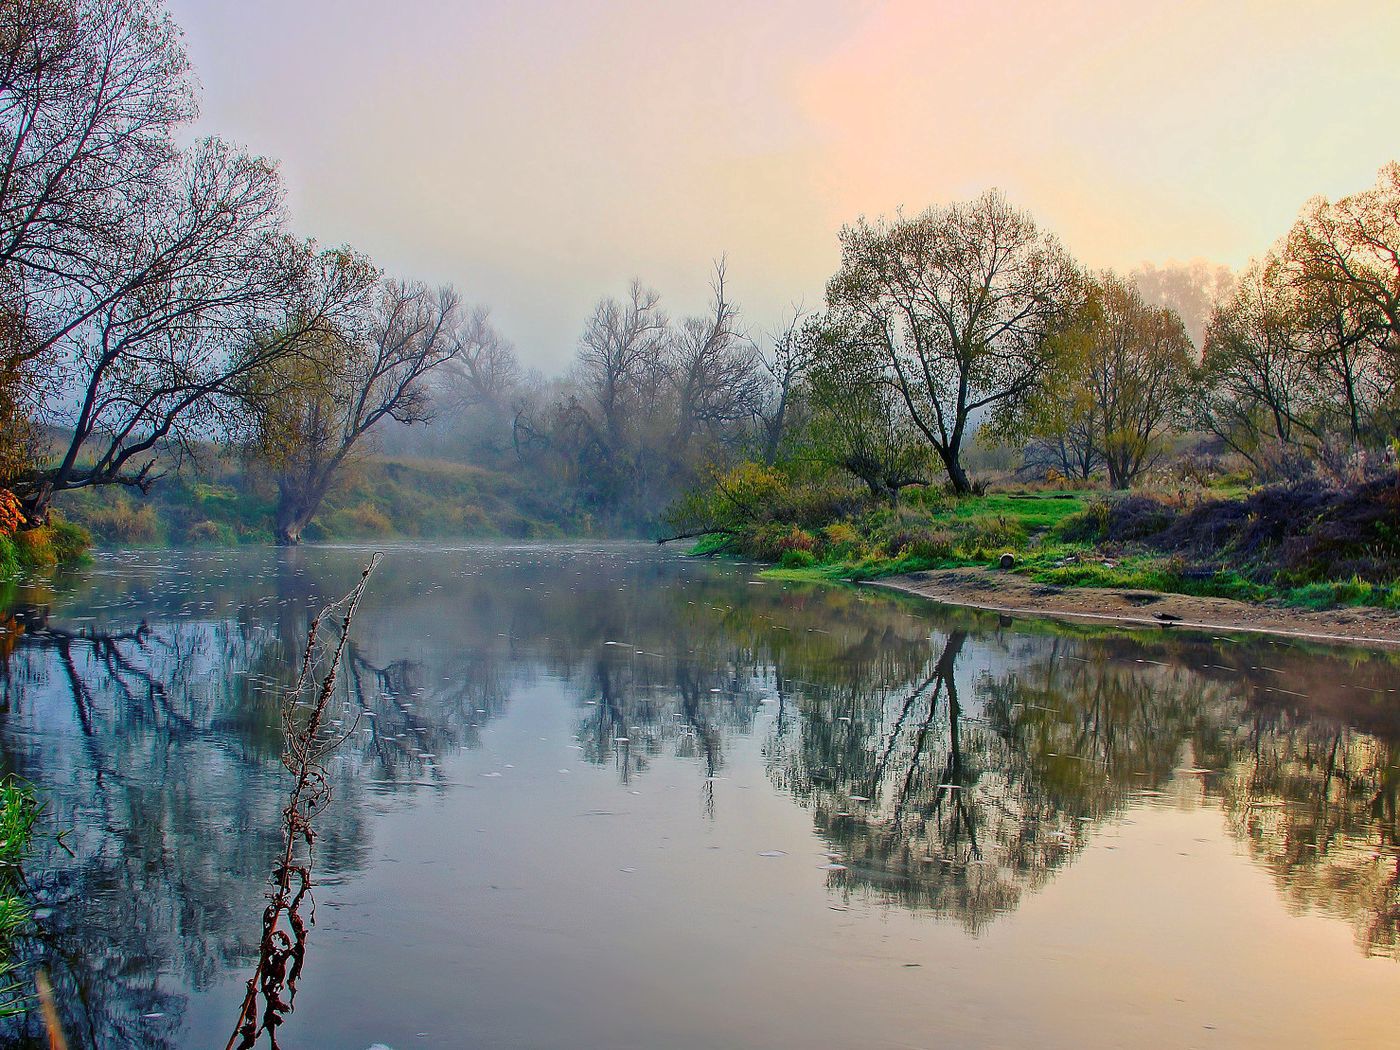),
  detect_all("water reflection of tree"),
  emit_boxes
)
[763,615,1244,933]
[1205,705,1400,958]
[982,635,1234,819]
[538,569,1400,947]
[761,611,1400,948]
[6,544,1400,1046]
[0,562,511,1046]
[0,605,295,1047]
[766,626,1053,931]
